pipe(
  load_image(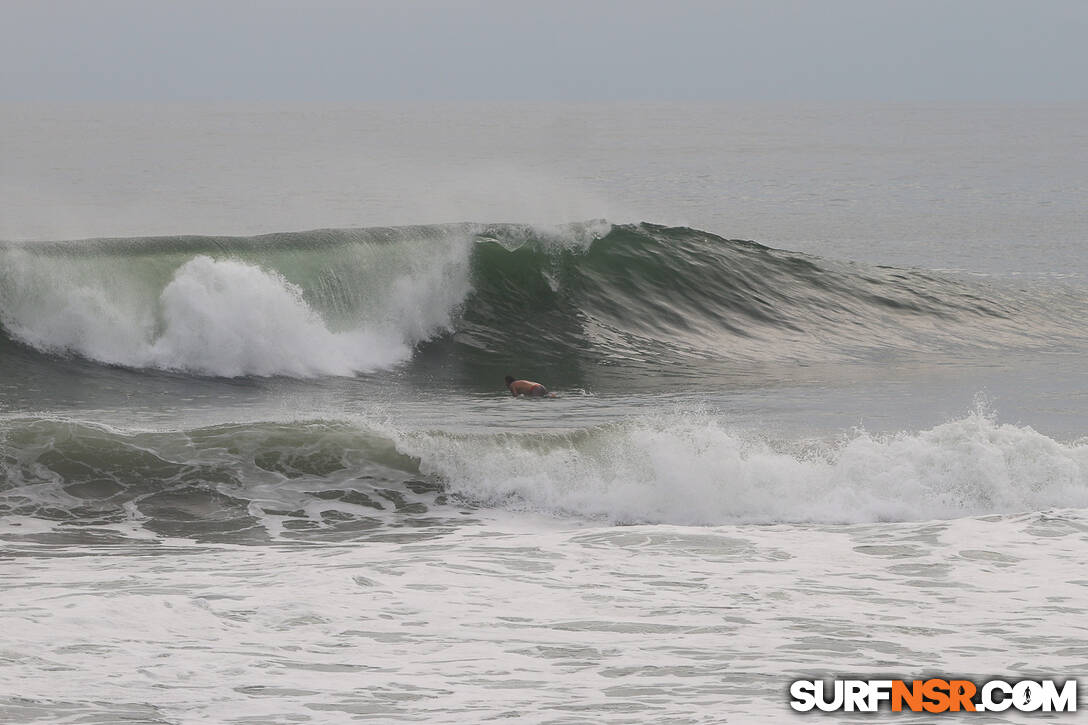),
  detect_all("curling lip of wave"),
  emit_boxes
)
[0,221,1076,378]
[0,225,484,377]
